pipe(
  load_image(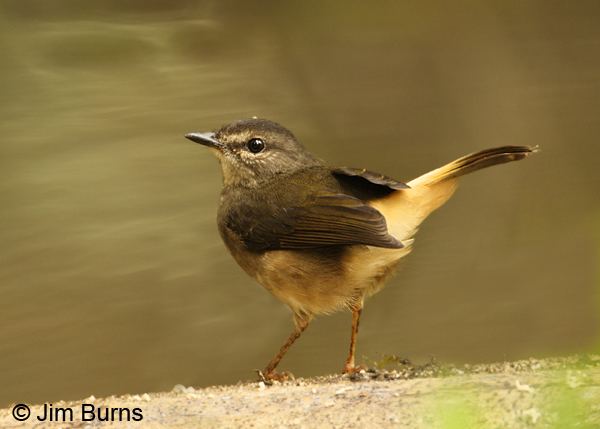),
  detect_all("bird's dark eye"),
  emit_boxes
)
[247,138,265,153]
